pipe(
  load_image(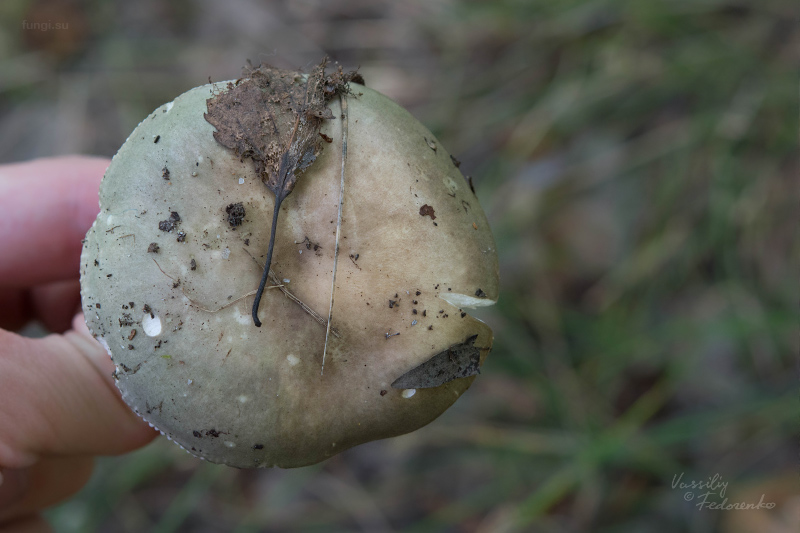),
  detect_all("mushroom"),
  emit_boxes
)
[79,60,499,468]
